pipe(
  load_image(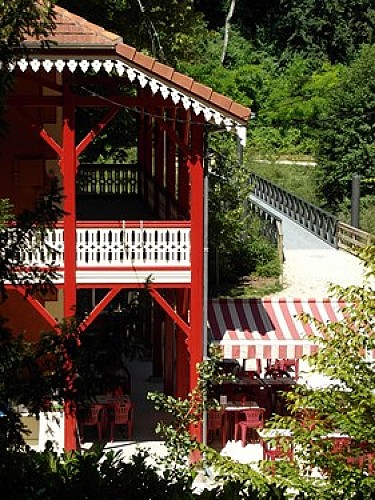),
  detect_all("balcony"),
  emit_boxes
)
[11,221,191,285]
